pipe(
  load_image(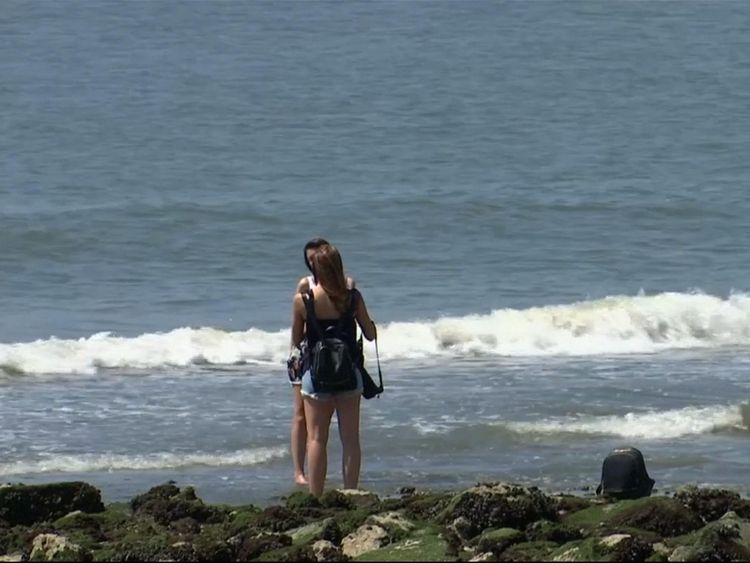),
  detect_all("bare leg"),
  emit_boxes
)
[303,396,335,496]
[335,393,361,490]
[291,386,308,485]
